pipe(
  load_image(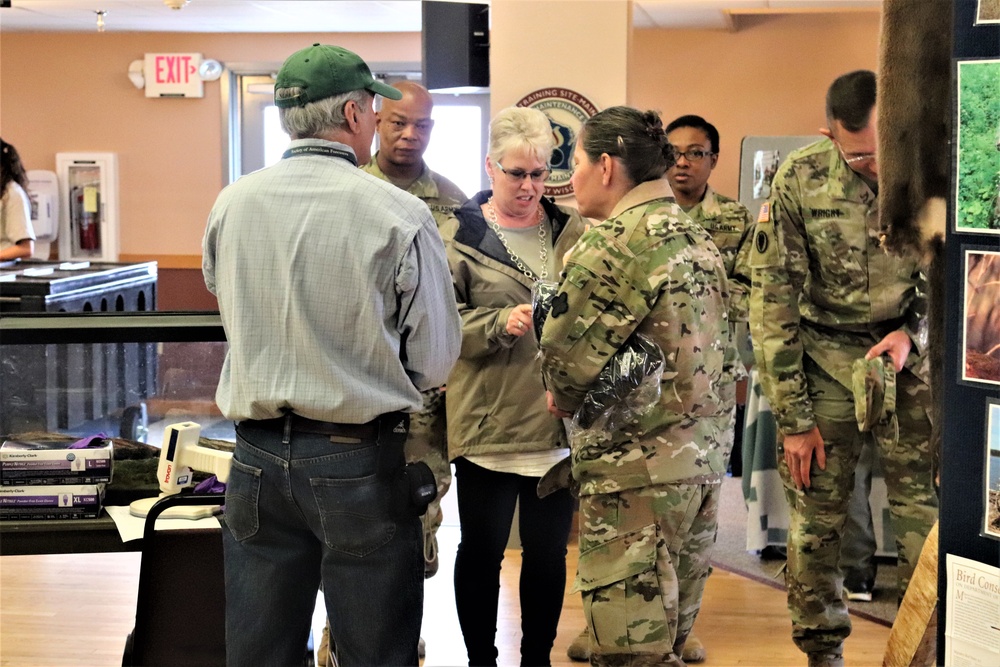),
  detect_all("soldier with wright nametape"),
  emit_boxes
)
[748,70,938,667]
